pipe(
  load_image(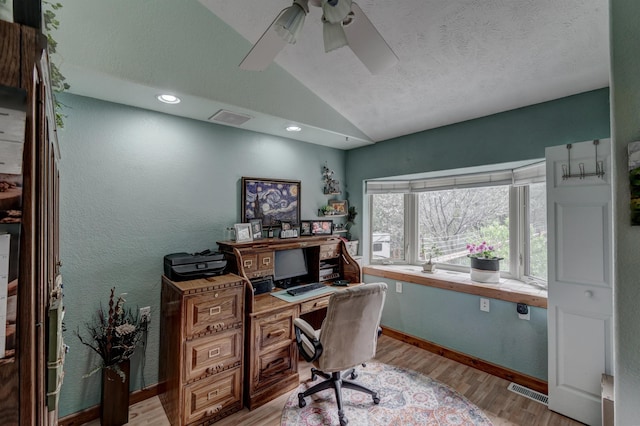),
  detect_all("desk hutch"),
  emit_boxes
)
[217,236,361,409]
